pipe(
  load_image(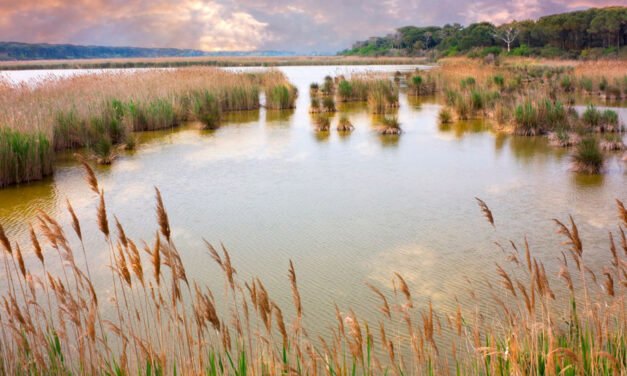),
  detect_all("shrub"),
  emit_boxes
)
[509,44,530,56]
